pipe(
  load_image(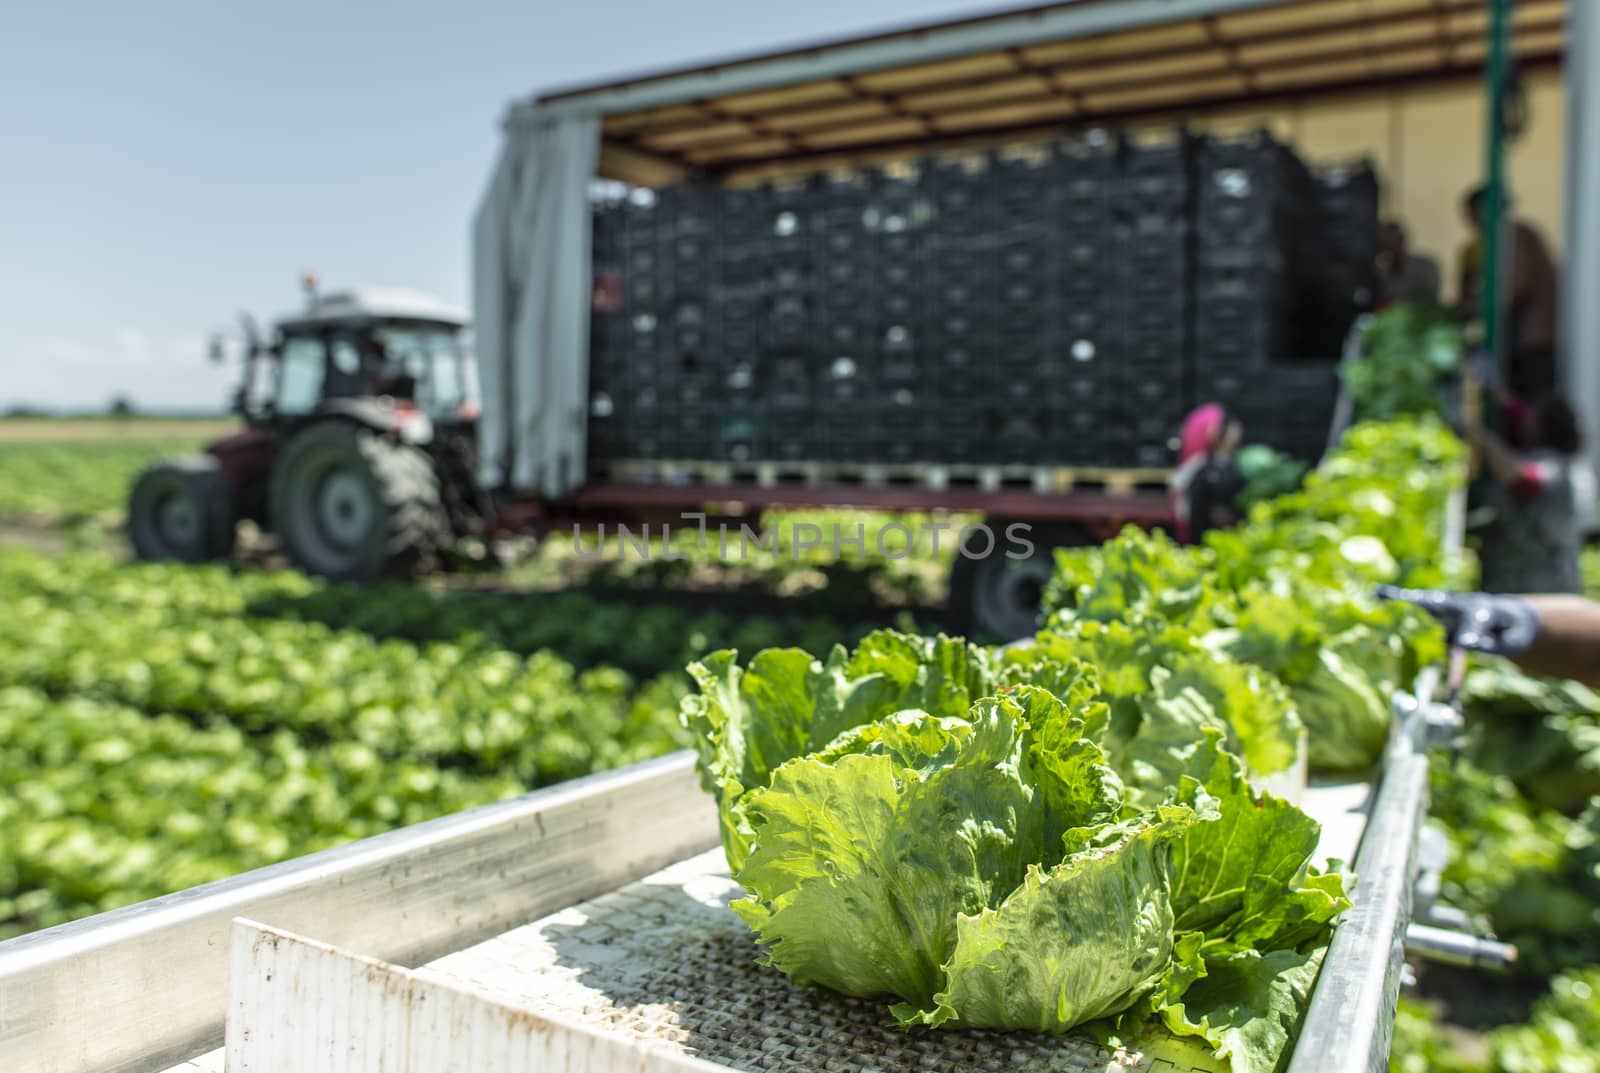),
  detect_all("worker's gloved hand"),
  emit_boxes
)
[1375,585,1541,656]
